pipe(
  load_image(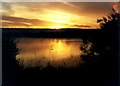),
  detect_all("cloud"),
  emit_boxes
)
[72,24,91,28]
[1,15,69,28]
[1,15,49,27]
[3,2,114,18]
[69,2,114,16]
[1,2,115,28]
[1,2,14,15]
[1,15,93,28]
